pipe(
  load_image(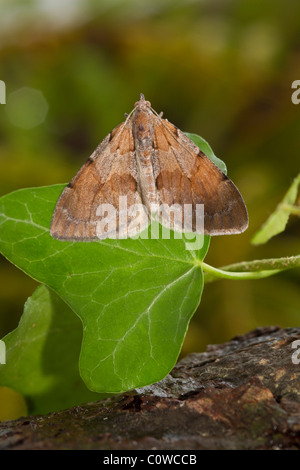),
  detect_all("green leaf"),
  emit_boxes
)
[0,284,101,415]
[252,173,300,245]
[185,132,227,175]
[0,184,209,393]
